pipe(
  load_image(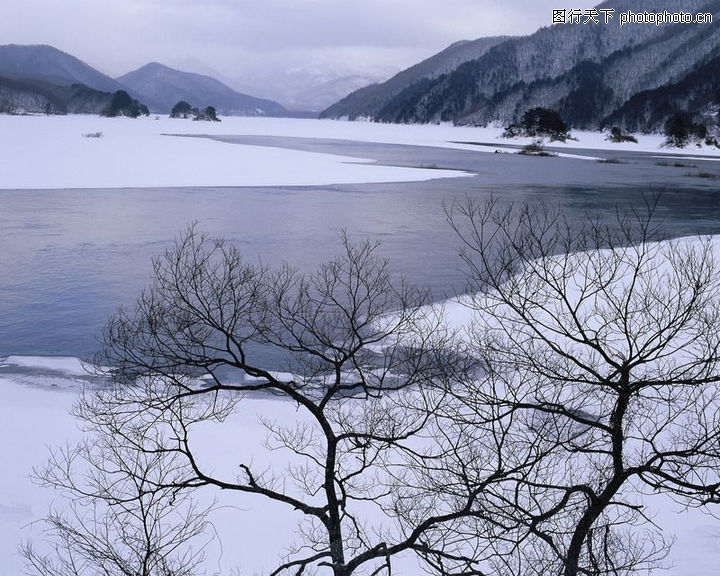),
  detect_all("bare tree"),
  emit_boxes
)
[32,201,716,576]
[440,197,720,576]
[21,394,213,576]
[73,227,497,576]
